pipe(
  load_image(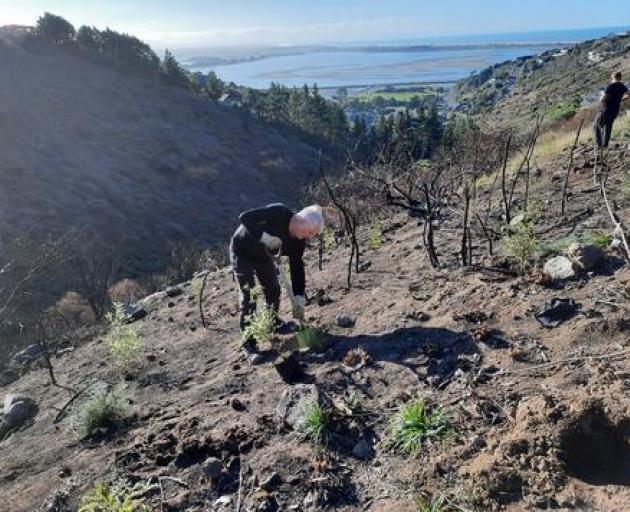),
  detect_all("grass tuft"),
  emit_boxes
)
[416,495,448,512]
[78,481,151,512]
[300,403,330,446]
[74,389,129,438]
[389,399,447,455]
[243,306,276,345]
[106,302,144,373]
